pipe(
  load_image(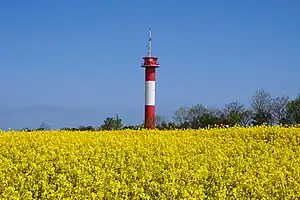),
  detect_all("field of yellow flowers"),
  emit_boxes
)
[0,126,300,199]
